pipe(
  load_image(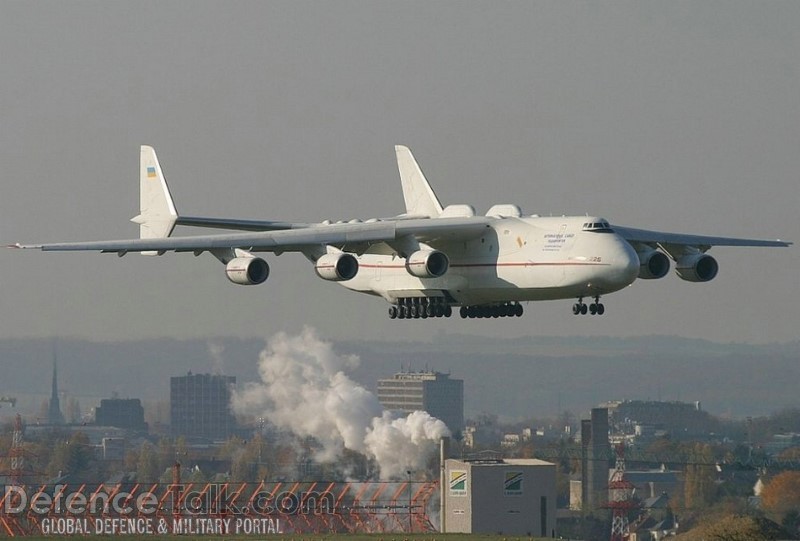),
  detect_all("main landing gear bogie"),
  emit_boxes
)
[459,302,523,319]
[388,298,524,320]
[389,297,453,320]
[572,296,605,316]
